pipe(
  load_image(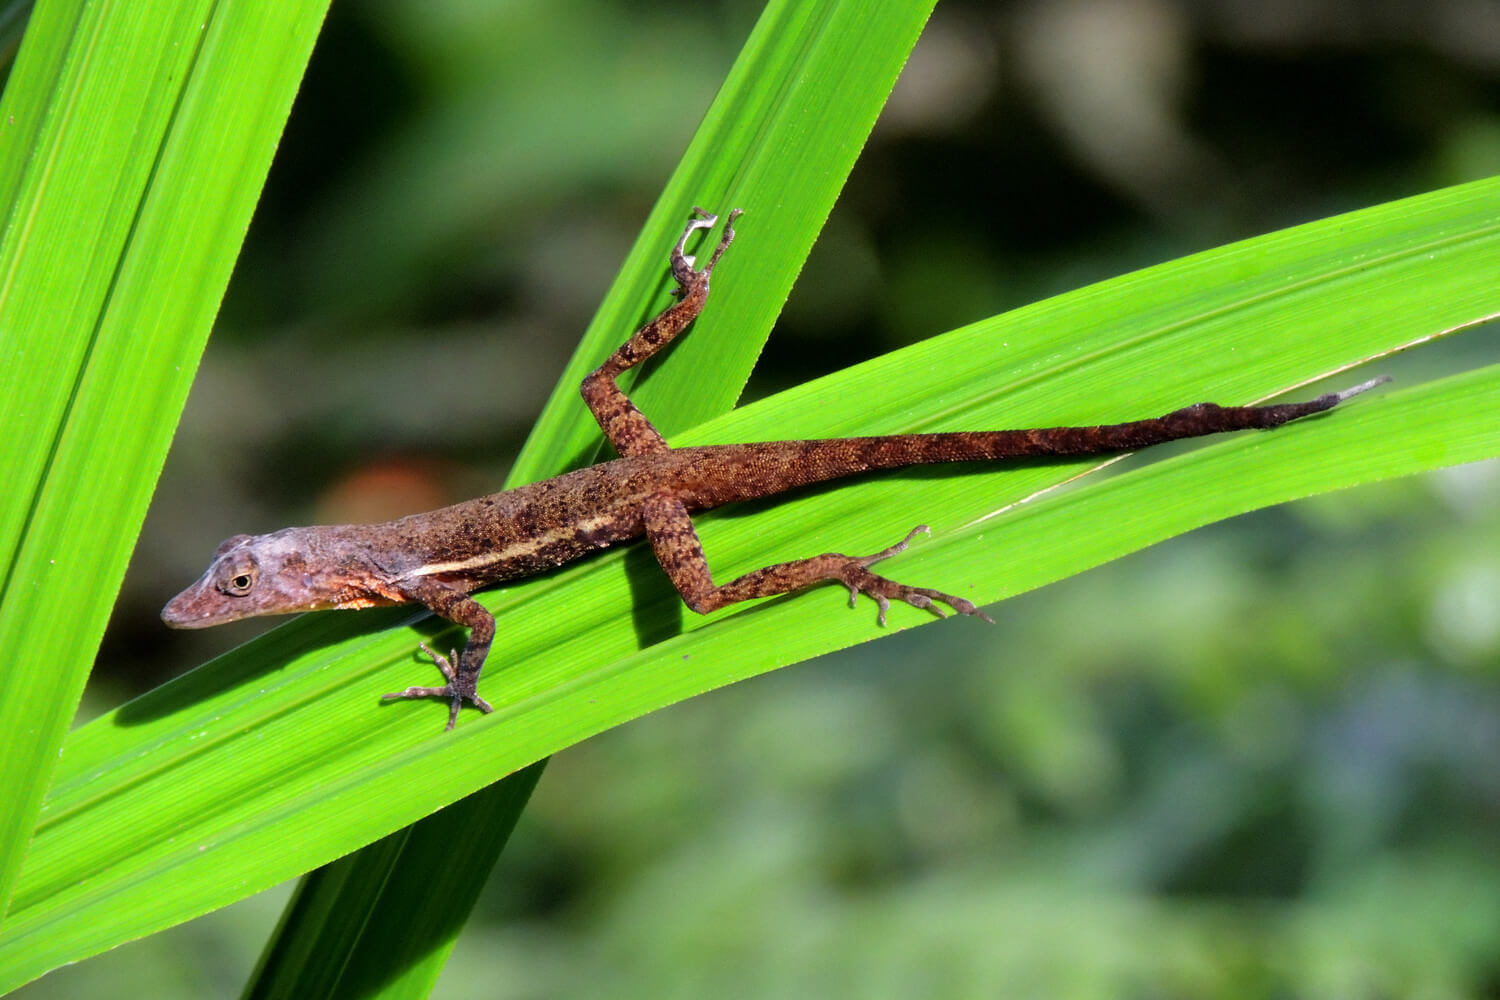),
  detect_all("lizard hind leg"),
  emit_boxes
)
[642,494,994,627]
[580,207,742,458]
